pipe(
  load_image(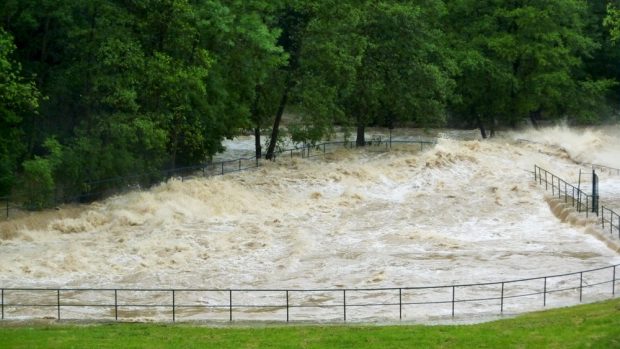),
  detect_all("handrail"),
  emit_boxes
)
[533,165,620,238]
[1,264,617,322]
[533,165,594,217]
